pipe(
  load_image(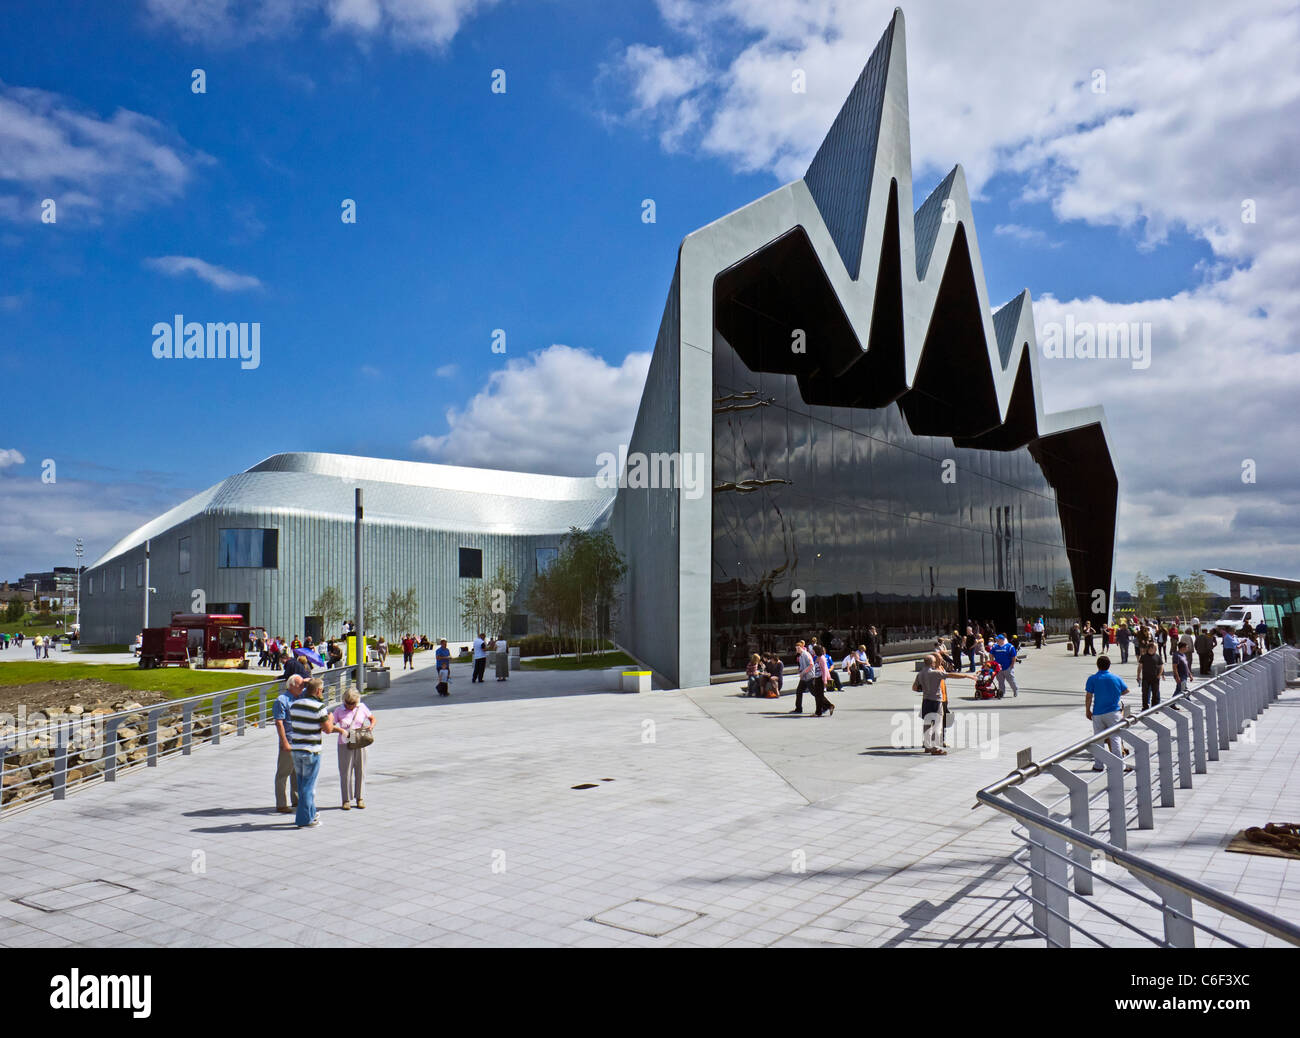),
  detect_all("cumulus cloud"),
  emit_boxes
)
[0,81,205,223]
[414,345,651,477]
[142,0,498,48]
[144,255,263,291]
[0,448,25,469]
[610,0,1300,586]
